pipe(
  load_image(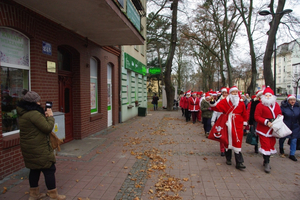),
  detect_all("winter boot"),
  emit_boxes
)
[254,145,258,154]
[263,155,271,173]
[280,148,284,155]
[235,152,246,170]
[225,149,232,165]
[29,187,46,200]
[47,188,66,200]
